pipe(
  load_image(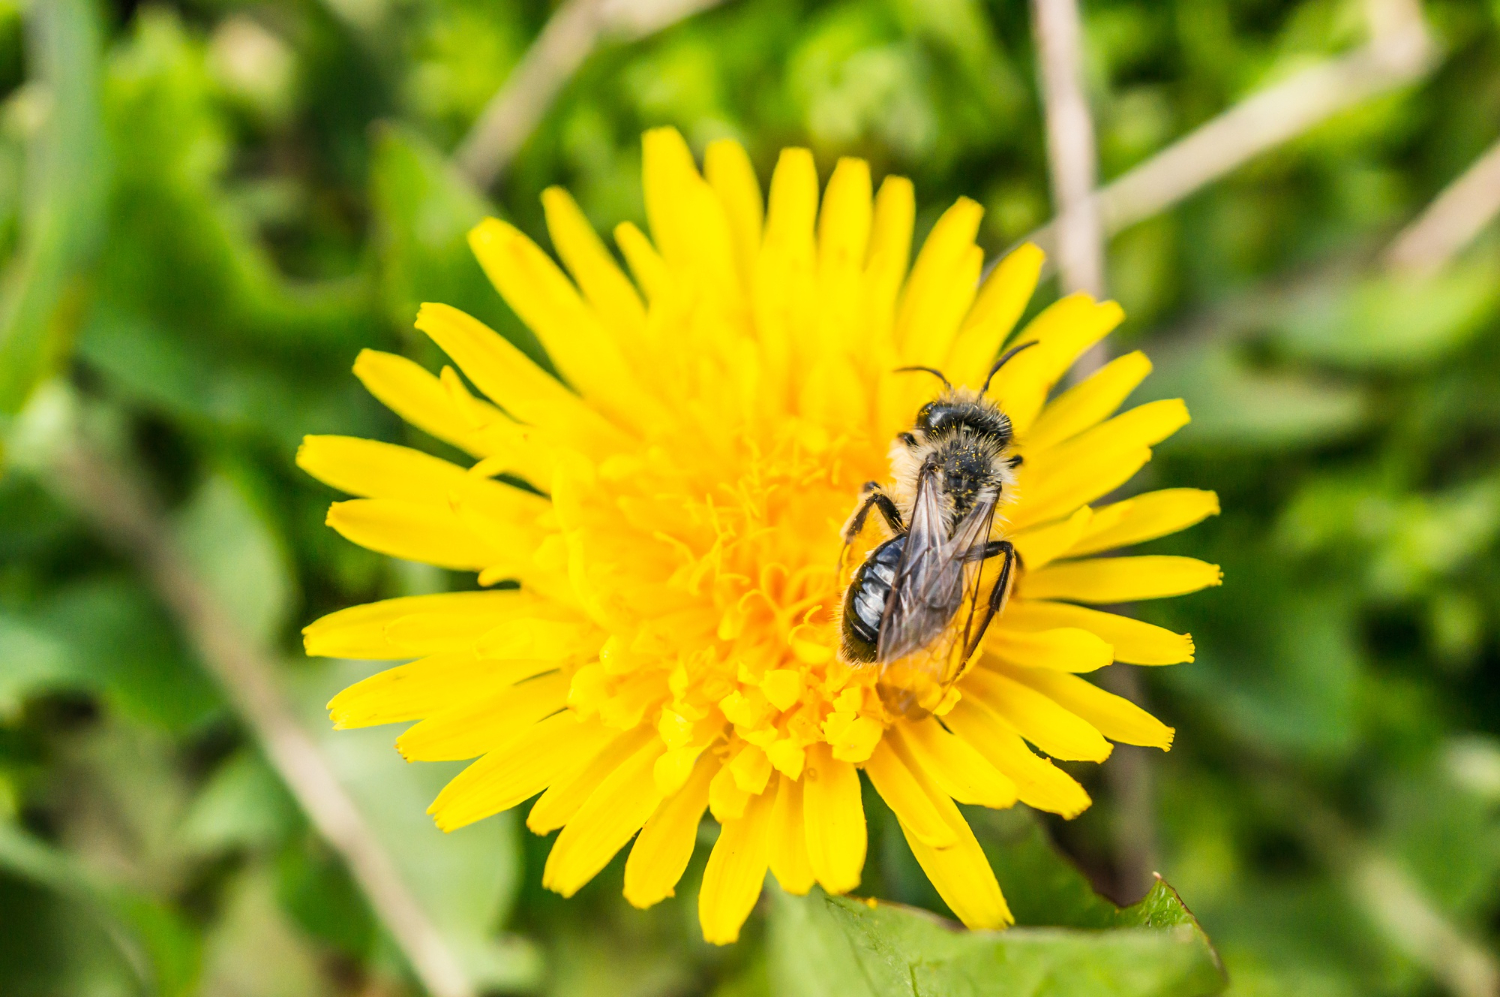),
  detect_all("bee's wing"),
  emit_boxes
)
[947,490,1001,666]
[875,466,998,664]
